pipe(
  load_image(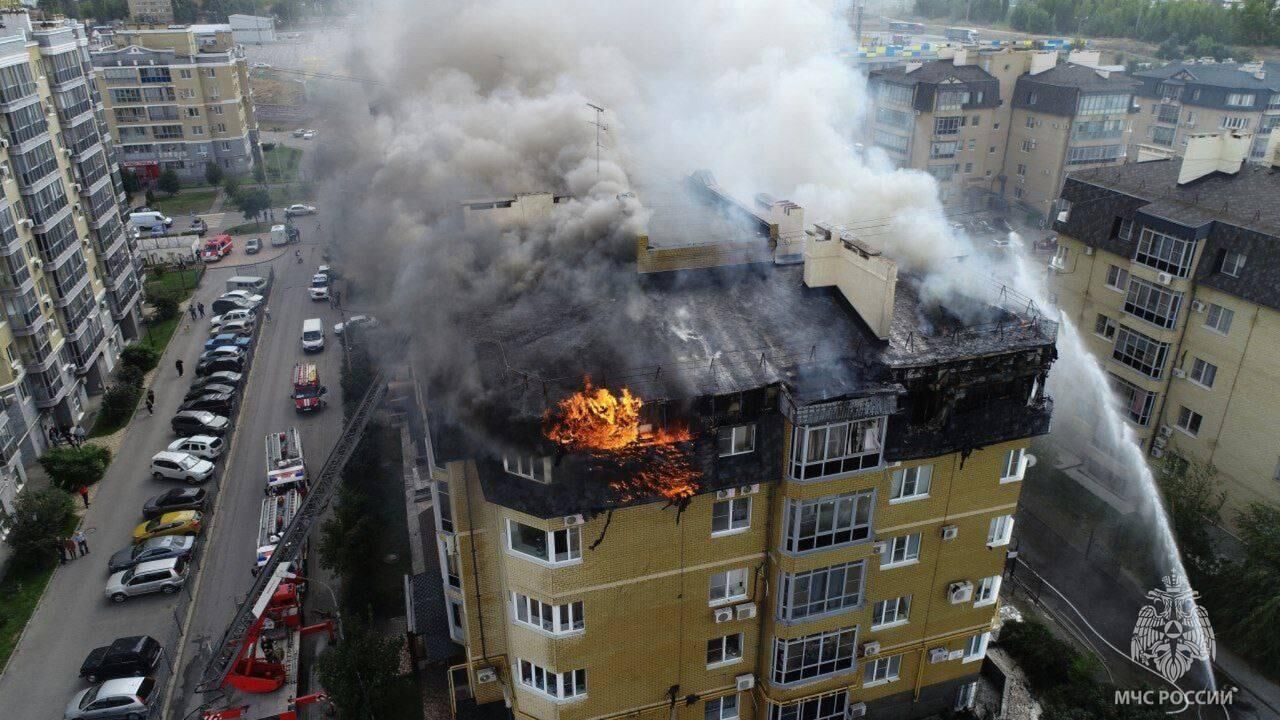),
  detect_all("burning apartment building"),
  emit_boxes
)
[421,172,1057,720]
